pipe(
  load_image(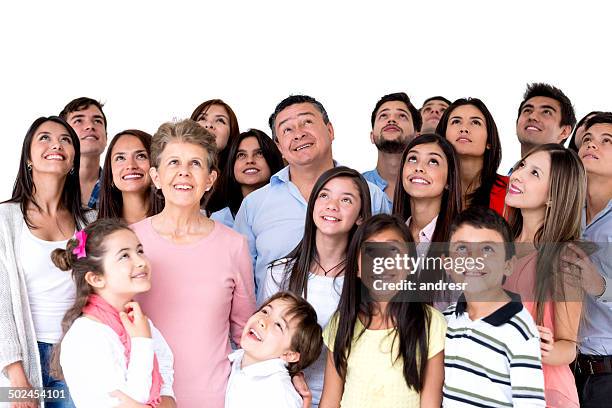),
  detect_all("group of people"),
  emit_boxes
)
[0,84,610,408]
